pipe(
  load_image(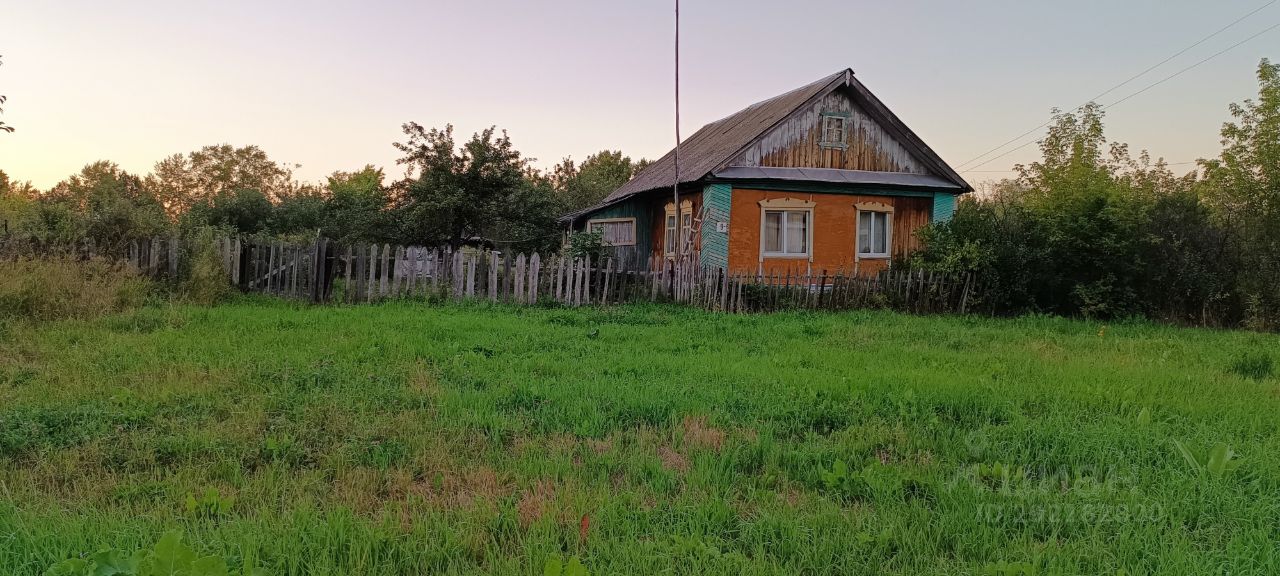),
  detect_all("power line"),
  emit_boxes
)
[955,0,1276,171]
[959,19,1279,174]
[1104,21,1280,110]
[961,159,1203,177]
